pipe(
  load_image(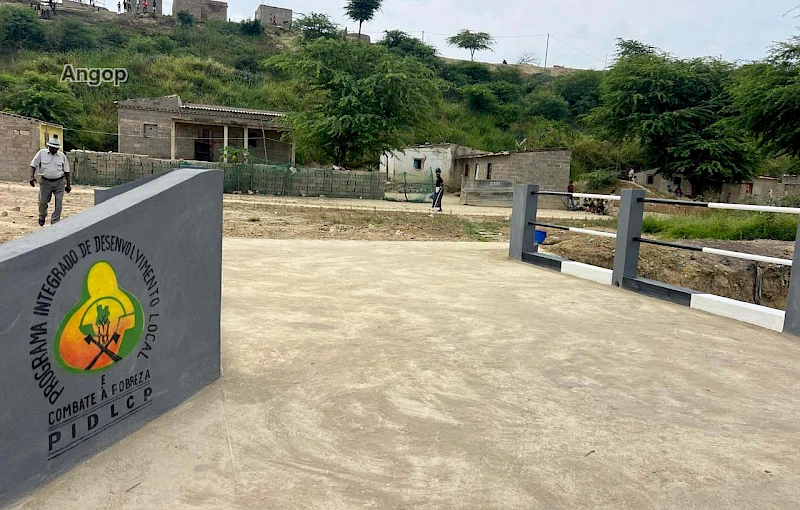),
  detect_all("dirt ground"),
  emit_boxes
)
[1,182,793,309]
[543,232,793,309]
[17,240,800,509]
[0,183,514,244]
